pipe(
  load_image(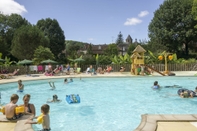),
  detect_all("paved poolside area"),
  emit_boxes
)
[0,71,196,84]
[0,71,197,131]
